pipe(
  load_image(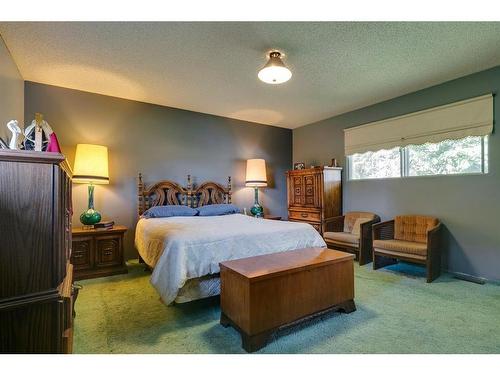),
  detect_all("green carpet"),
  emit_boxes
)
[74,260,500,354]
